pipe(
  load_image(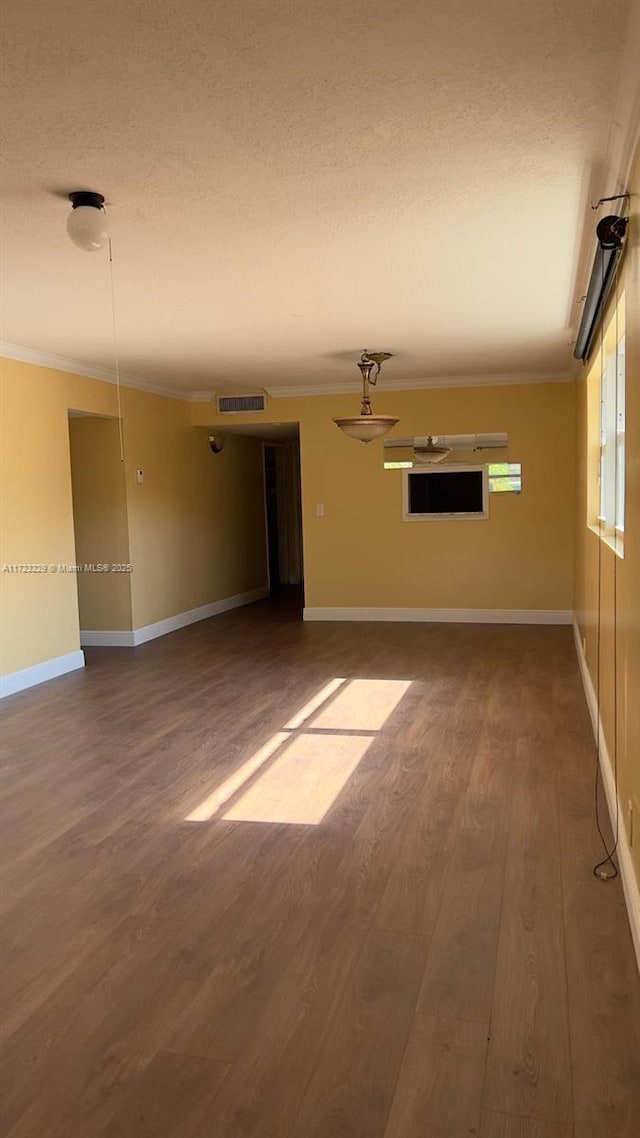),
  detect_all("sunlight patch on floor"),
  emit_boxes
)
[185,732,289,822]
[309,679,412,732]
[185,677,413,825]
[283,677,347,729]
[222,733,372,825]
